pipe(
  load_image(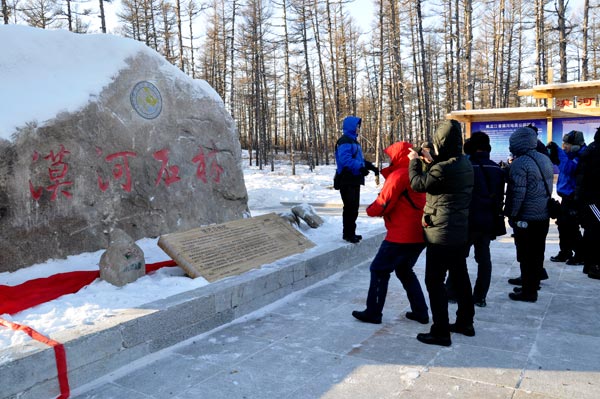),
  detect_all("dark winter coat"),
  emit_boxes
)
[505,127,554,221]
[575,129,600,208]
[366,142,426,244]
[335,116,366,186]
[408,120,474,246]
[468,152,505,235]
